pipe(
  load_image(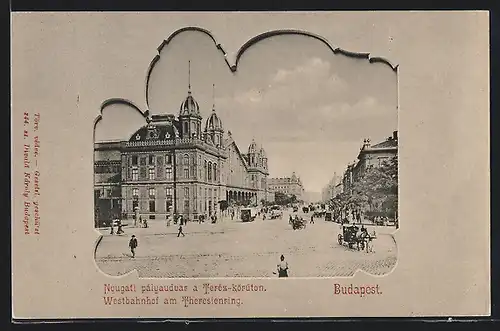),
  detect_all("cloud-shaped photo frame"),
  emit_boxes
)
[93,27,399,280]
